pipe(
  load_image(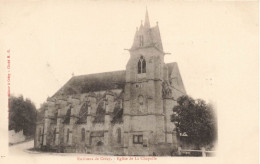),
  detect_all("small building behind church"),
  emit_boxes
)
[34,10,186,156]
